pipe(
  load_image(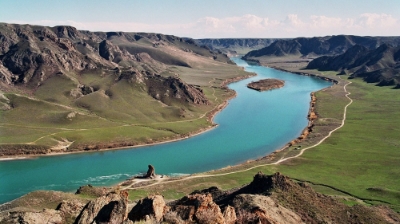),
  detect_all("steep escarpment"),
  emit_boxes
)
[1,172,398,223]
[242,35,400,59]
[196,38,280,54]
[307,44,400,86]
[0,23,229,88]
